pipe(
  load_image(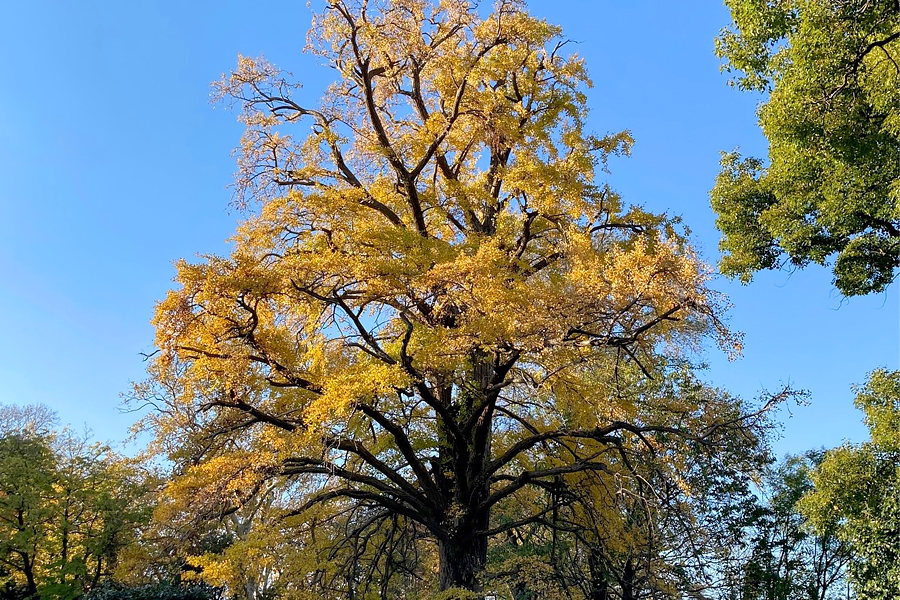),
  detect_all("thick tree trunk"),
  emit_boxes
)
[435,357,499,598]
[437,502,489,597]
[438,531,487,596]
